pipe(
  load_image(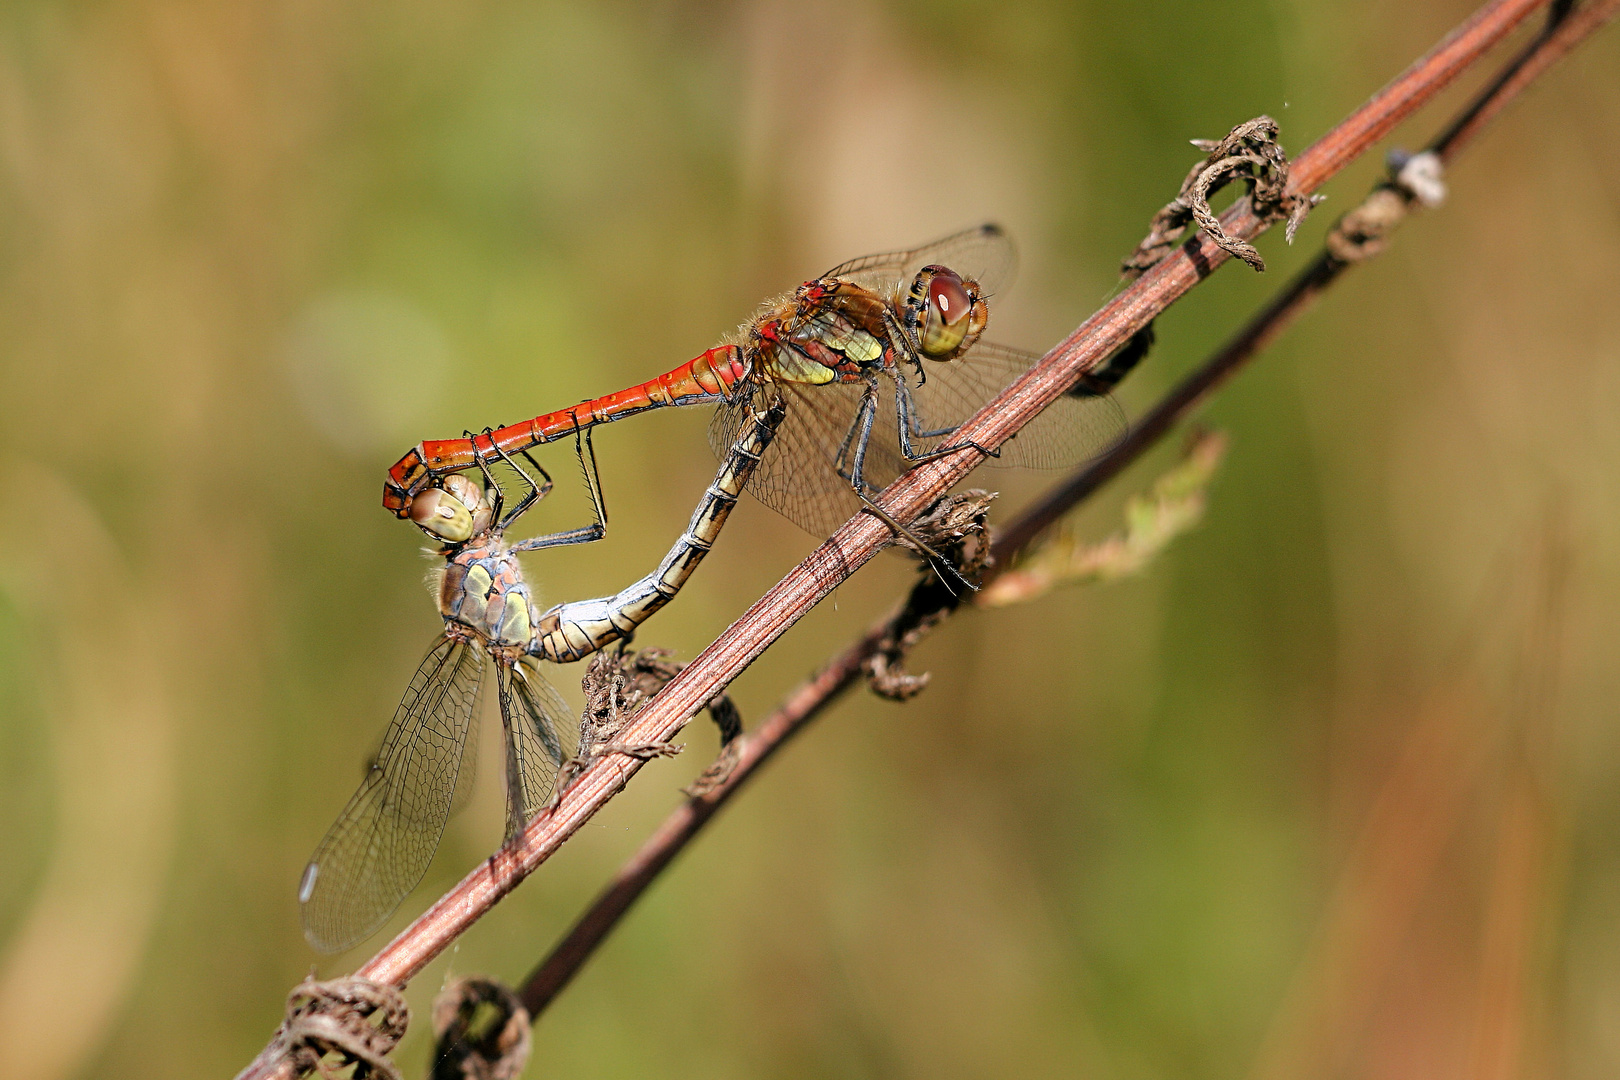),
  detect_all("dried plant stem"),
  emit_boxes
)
[235,1,1594,1075]
[515,0,1616,1025]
